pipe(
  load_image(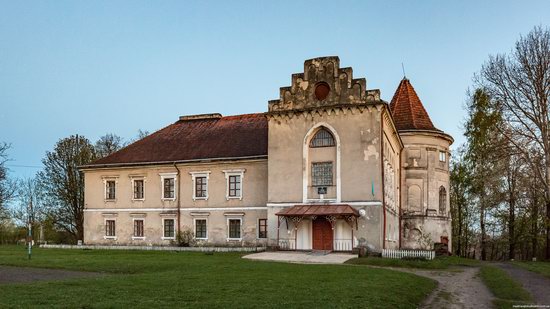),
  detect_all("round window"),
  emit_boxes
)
[314,82,330,101]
